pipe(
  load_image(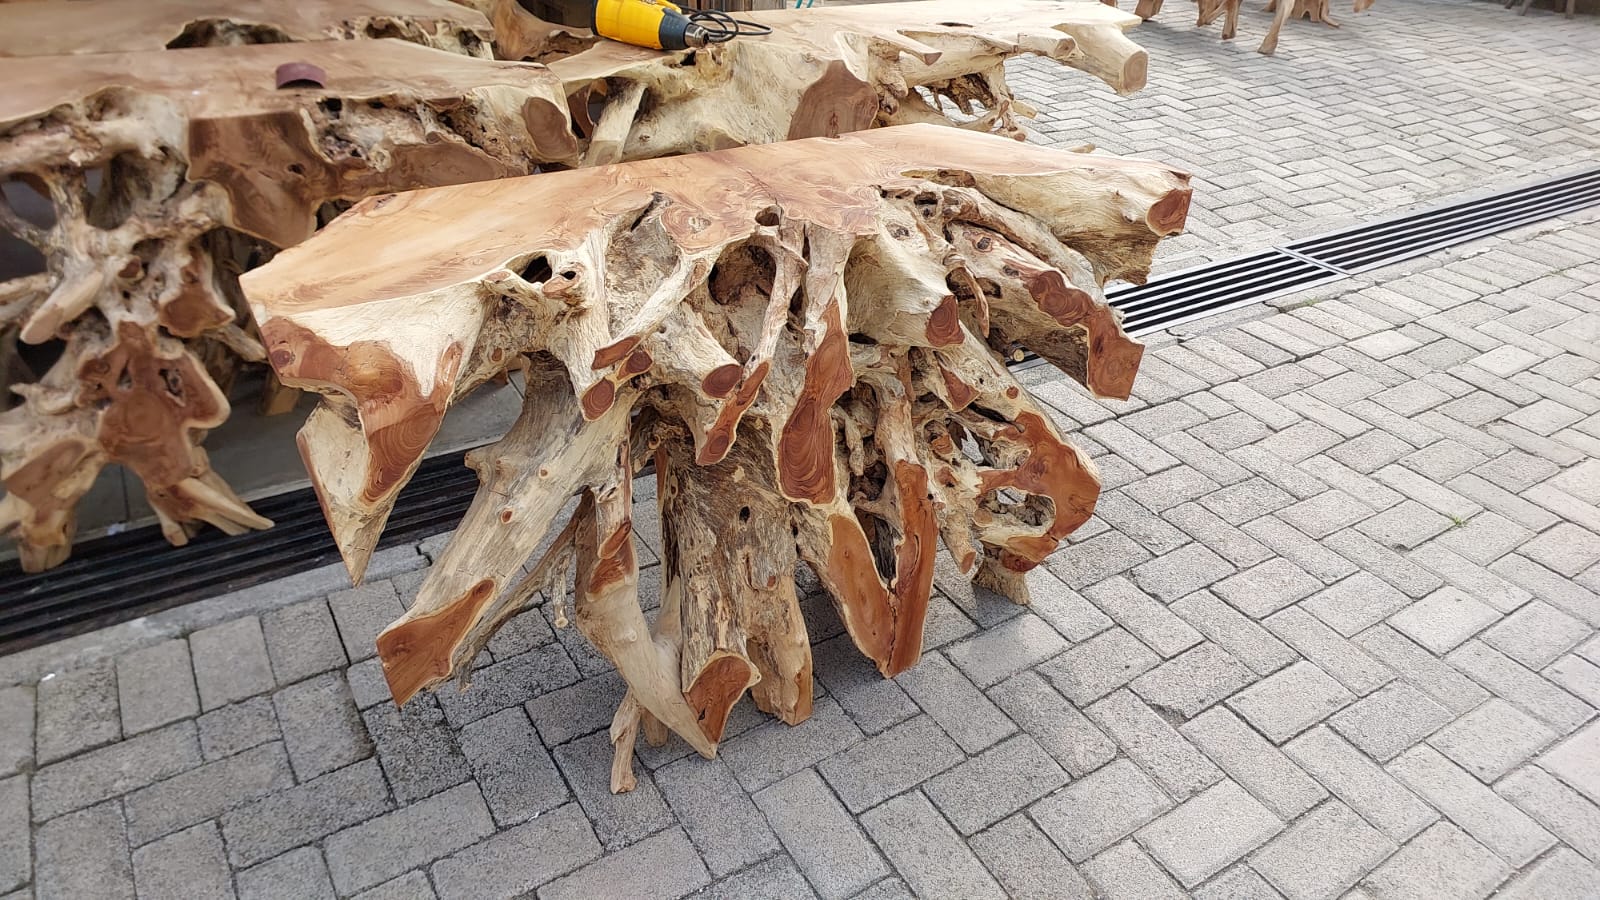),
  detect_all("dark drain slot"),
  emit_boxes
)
[1289,168,1600,272]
